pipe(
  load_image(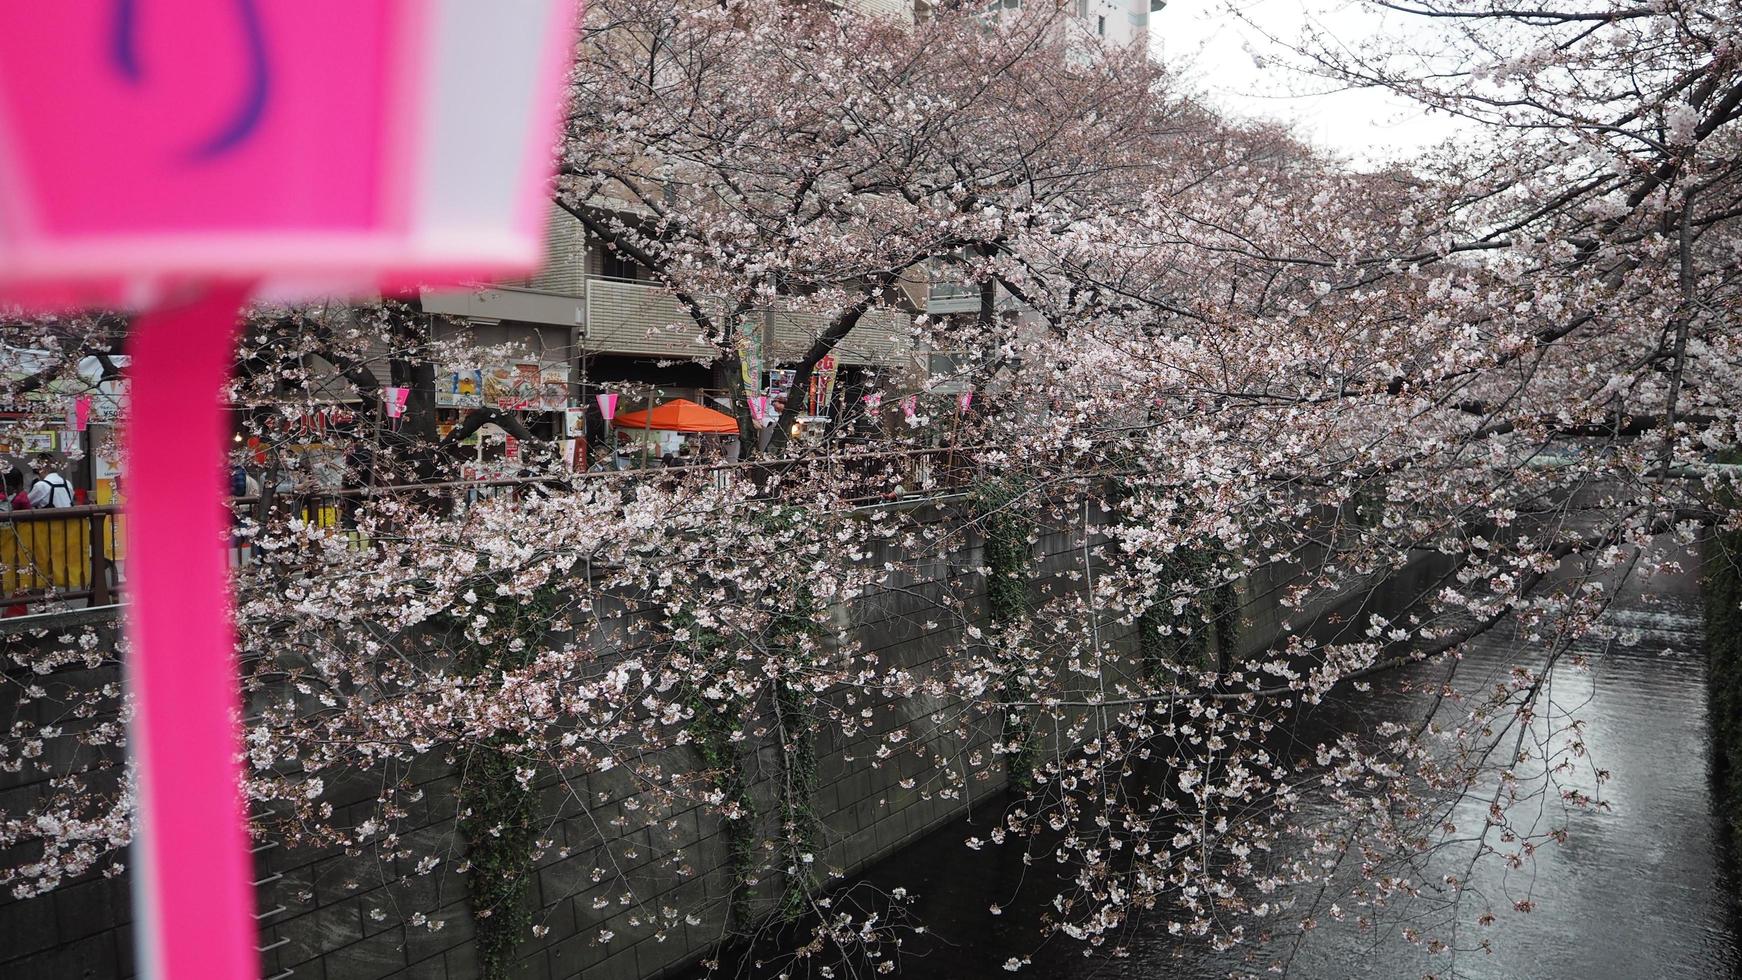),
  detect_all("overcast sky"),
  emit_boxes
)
[1150,0,1468,166]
